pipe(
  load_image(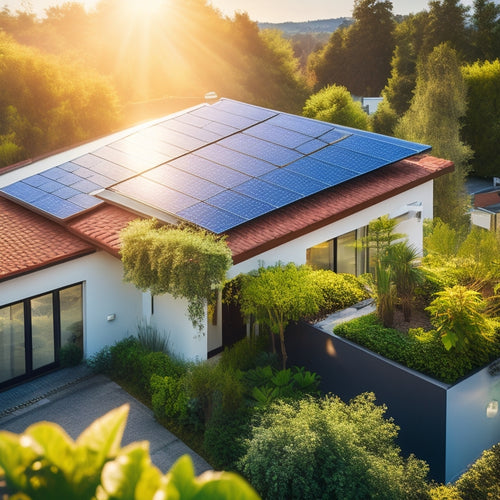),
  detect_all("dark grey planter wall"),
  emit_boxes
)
[286,321,449,482]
